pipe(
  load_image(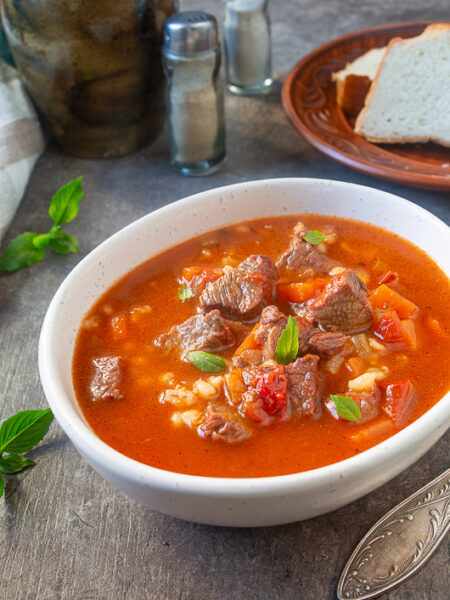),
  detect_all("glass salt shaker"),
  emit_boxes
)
[162,12,226,176]
[224,0,273,95]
